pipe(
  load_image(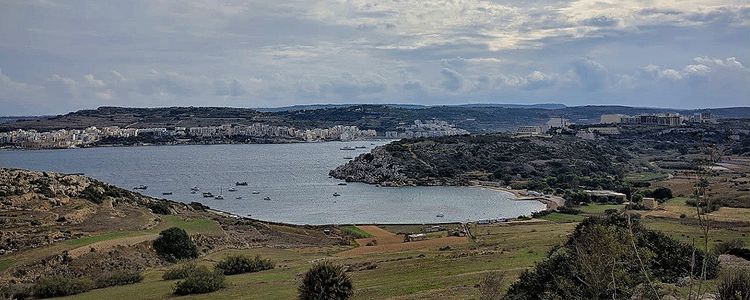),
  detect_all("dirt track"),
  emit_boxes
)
[67,234,158,258]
